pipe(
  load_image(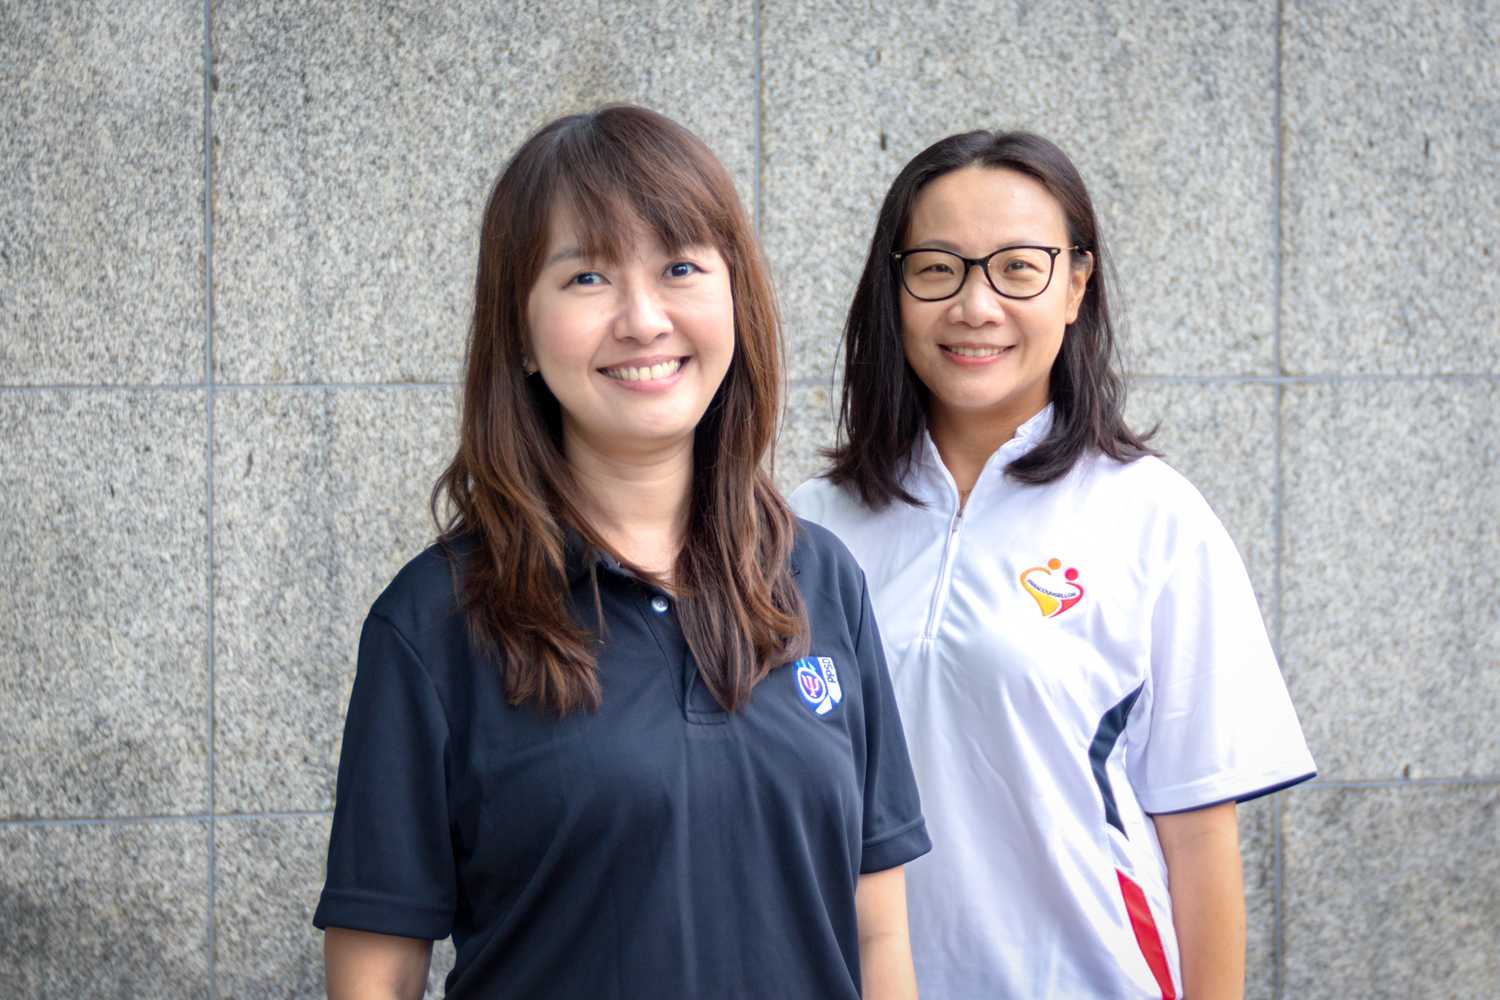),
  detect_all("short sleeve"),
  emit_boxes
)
[1127,513,1317,815]
[313,611,457,939]
[853,574,933,873]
